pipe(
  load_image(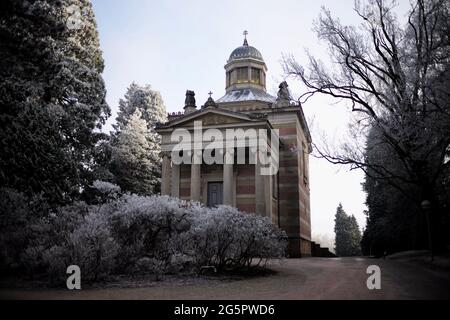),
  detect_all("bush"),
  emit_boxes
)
[187,206,287,270]
[2,193,287,284]
[107,195,194,272]
[66,211,119,281]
